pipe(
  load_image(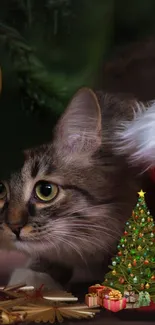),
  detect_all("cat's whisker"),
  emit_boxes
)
[57,237,86,262]
[50,221,122,236]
